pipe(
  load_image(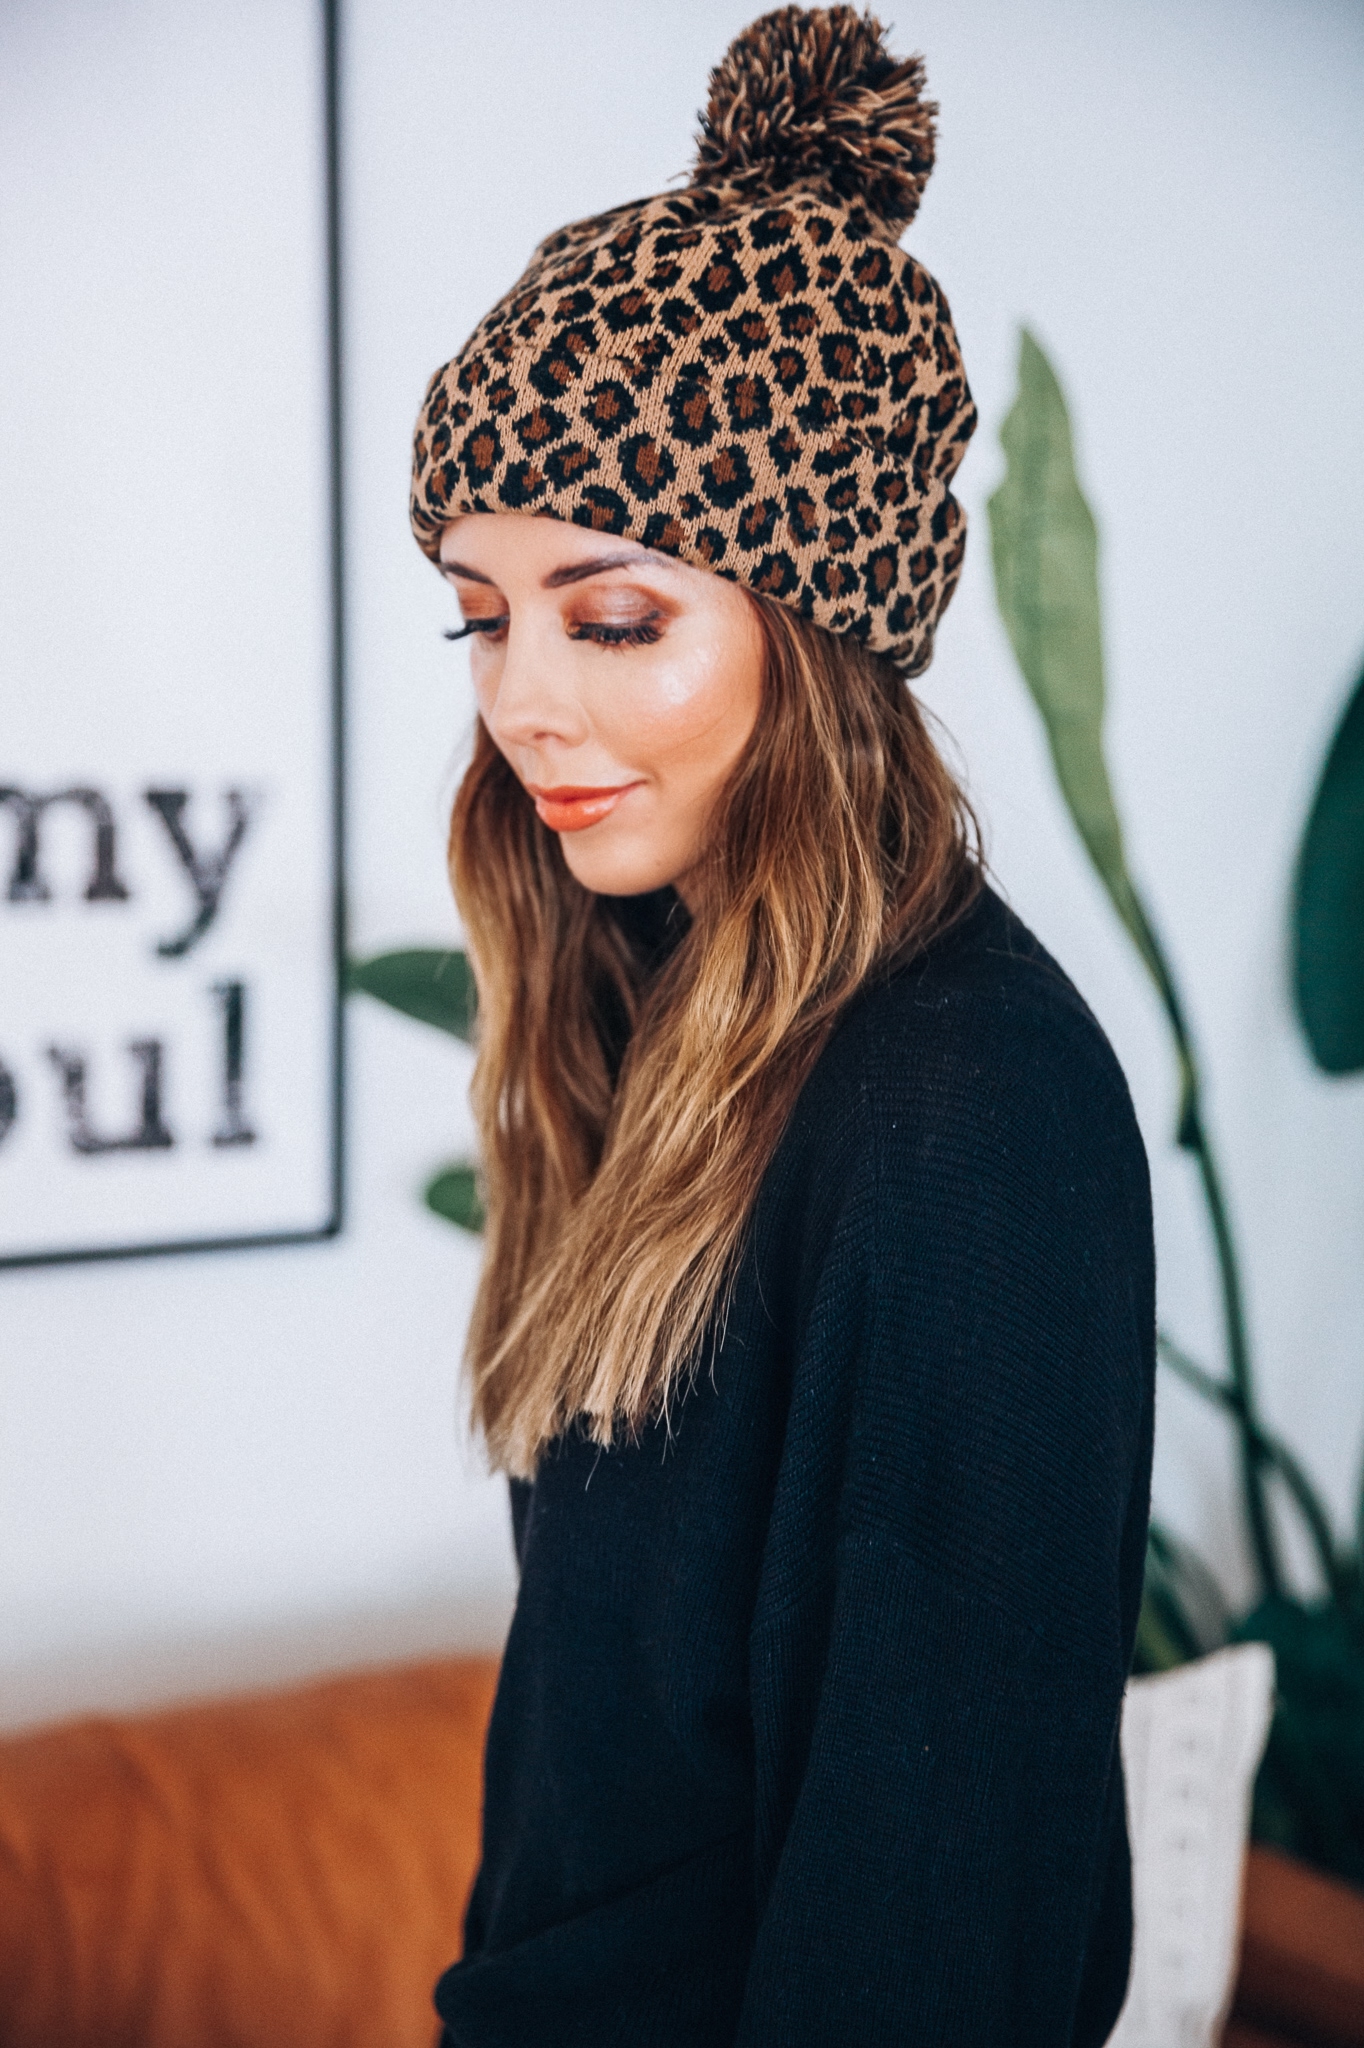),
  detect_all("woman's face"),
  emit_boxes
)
[438,512,764,904]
